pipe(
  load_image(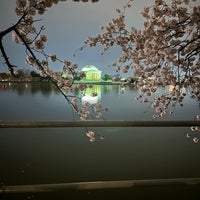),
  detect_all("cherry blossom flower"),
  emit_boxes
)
[49,54,57,62]
[86,131,96,142]
[26,56,35,66]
